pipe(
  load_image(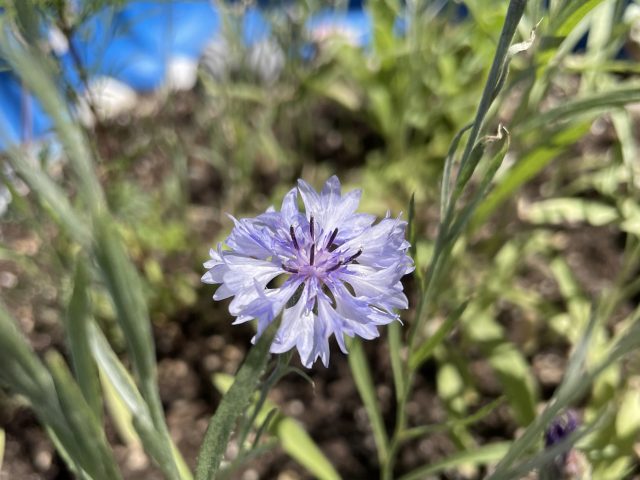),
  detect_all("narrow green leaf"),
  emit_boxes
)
[410,0,526,350]
[100,368,141,447]
[455,0,526,186]
[447,126,510,242]
[409,301,467,371]
[0,303,93,476]
[550,0,608,37]
[440,124,473,218]
[43,426,86,478]
[65,260,102,418]
[611,110,639,195]
[252,408,278,449]
[195,324,278,480]
[348,339,389,466]
[398,442,511,480]
[453,141,486,202]
[92,216,175,459]
[88,324,183,480]
[46,352,123,480]
[516,87,640,132]
[87,324,148,417]
[276,415,341,480]
[213,373,341,480]
[0,17,104,213]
